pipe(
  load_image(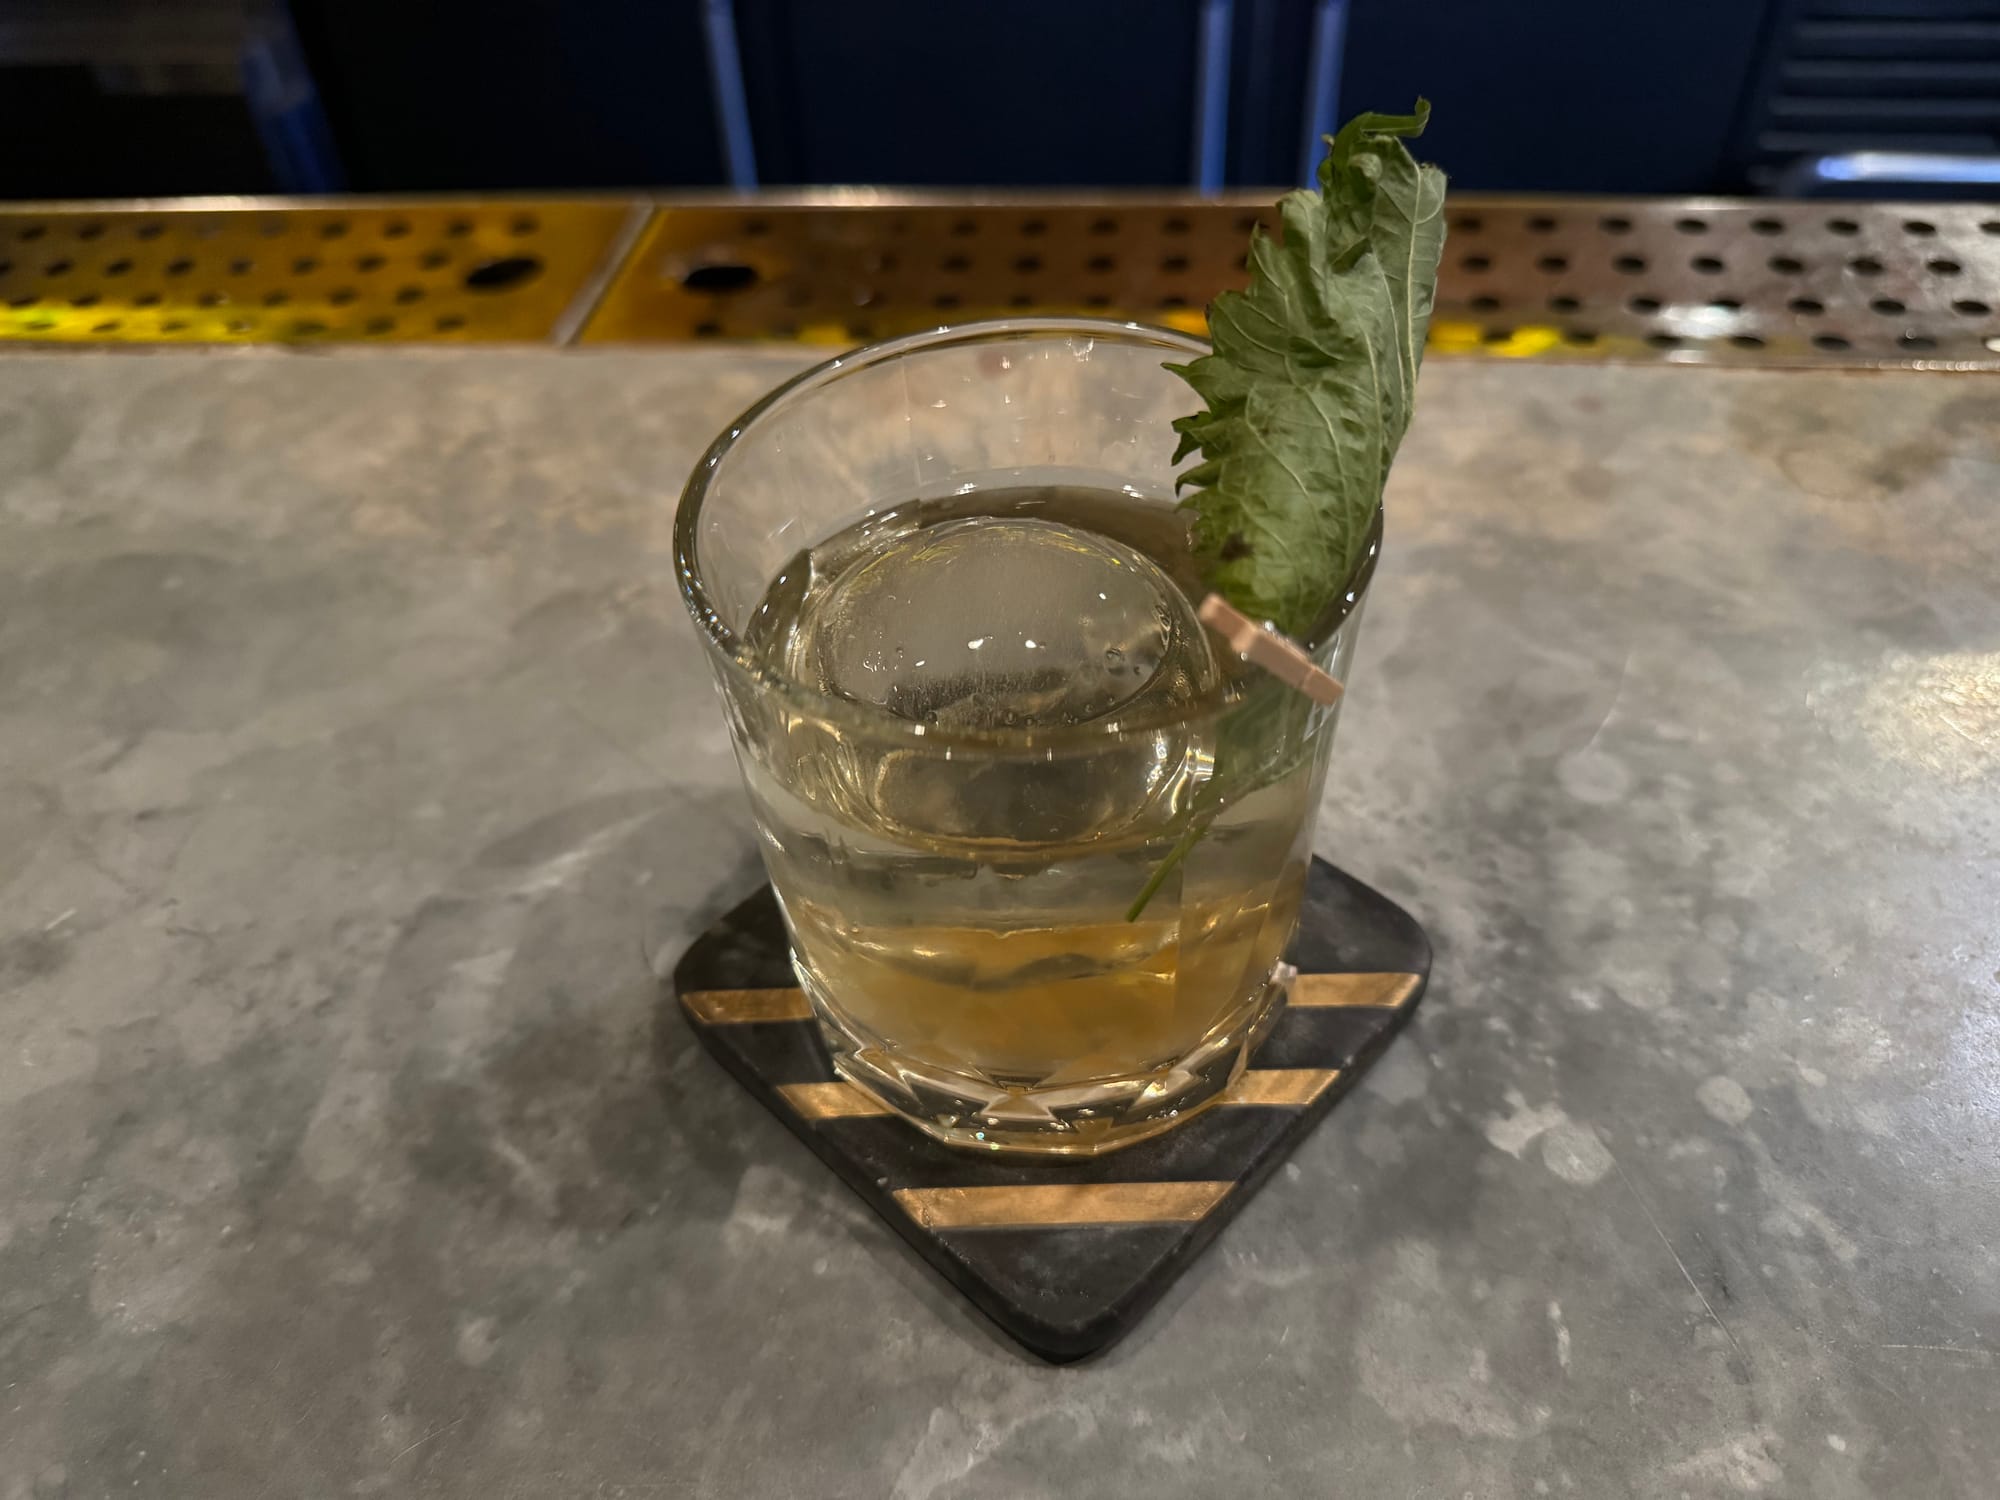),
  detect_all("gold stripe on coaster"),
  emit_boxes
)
[1224,1068,1341,1107]
[895,1182,1231,1231]
[1289,972,1421,1009]
[779,1082,893,1119]
[680,987,813,1024]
